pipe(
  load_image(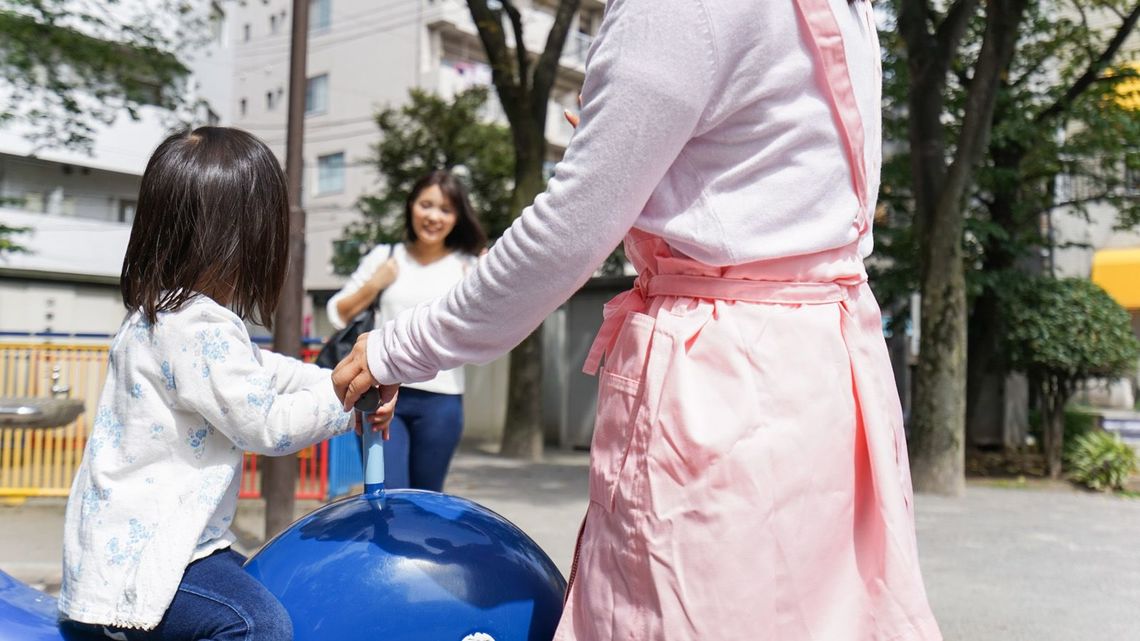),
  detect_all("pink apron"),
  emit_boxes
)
[552,1,943,639]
